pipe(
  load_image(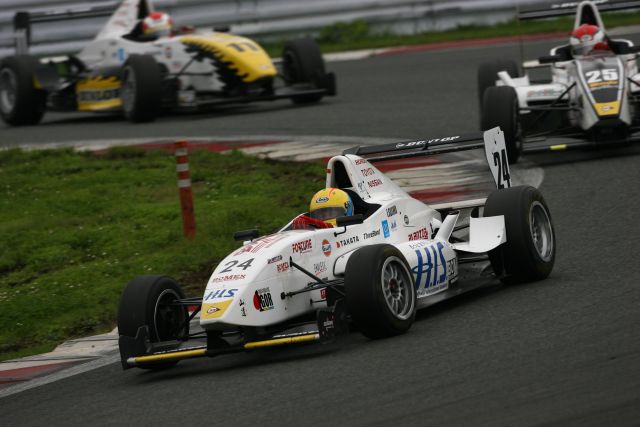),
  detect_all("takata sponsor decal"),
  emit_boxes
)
[368,179,382,188]
[267,255,282,264]
[361,167,375,177]
[322,239,332,256]
[355,158,368,165]
[276,262,289,273]
[204,288,238,300]
[210,274,245,283]
[336,235,359,248]
[201,300,232,320]
[314,261,327,276]
[254,287,274,311]
[395,136,459,148]
[408,228,429,241]
[386,205,398,217]
[234,235,287,255]
[363,229,380,240]
[381,220,390,238]
[292,239,313,254]
[412,242,448,297]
